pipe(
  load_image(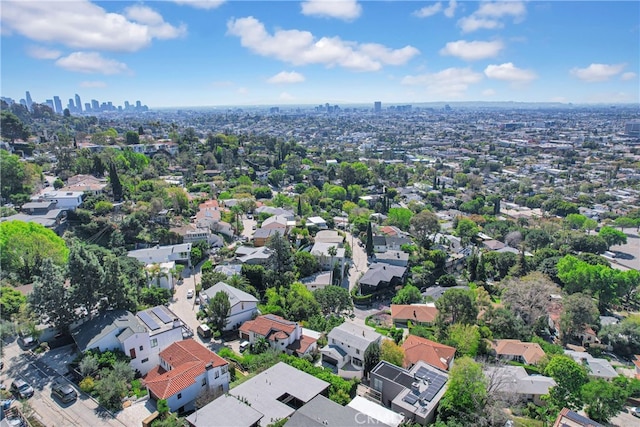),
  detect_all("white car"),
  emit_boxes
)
[186,289,194,299]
